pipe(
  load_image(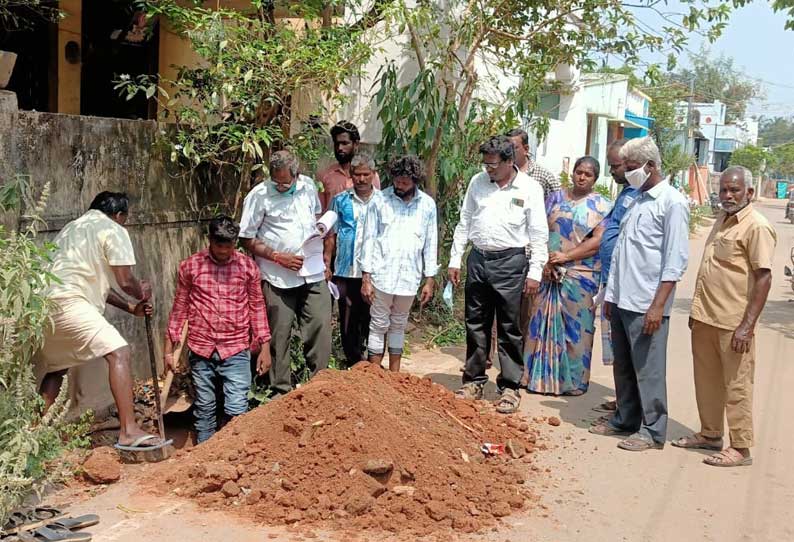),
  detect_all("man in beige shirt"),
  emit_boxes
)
[672,167,776,467]
[35,191,167,452]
